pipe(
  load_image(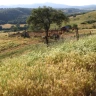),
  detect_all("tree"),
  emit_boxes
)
[27,6,69,45]
[16,23,20,31]
[73,24,79,40]
[10,25,17,32]
[24,24,28,31]
[0,26,2,30]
